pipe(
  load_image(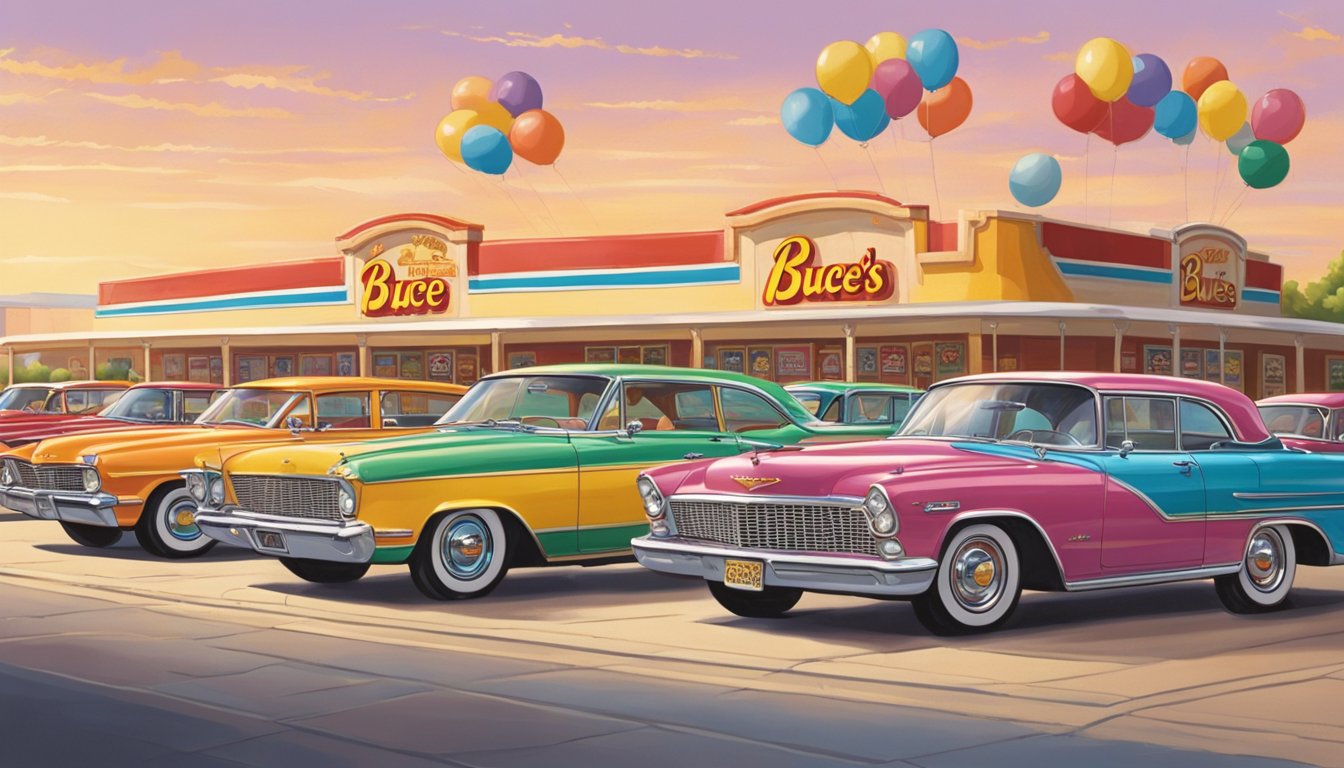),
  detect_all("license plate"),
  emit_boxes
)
[723,559,763,592]
[255,529,287,552]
